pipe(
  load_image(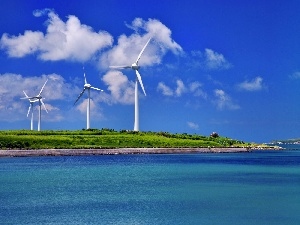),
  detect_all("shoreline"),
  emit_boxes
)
[0,147,269,157]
